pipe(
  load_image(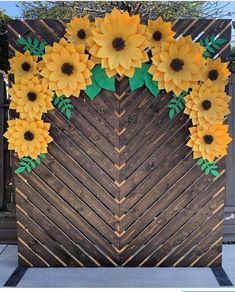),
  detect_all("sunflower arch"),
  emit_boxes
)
[5,10,233,268]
